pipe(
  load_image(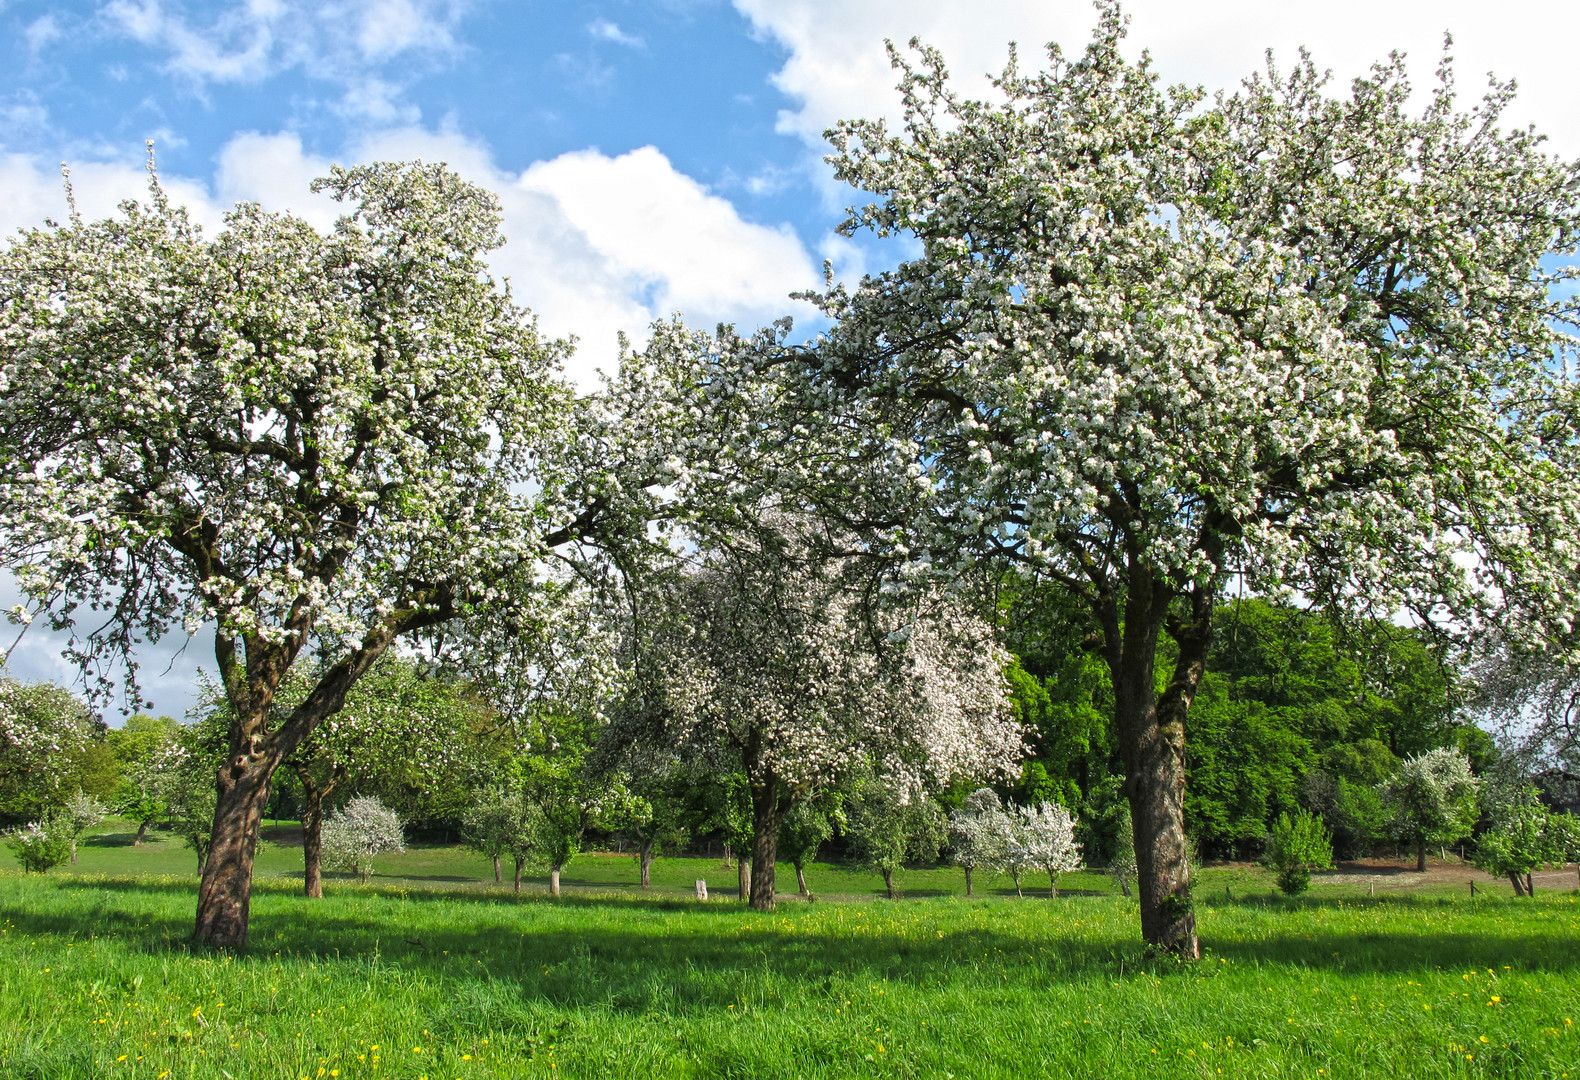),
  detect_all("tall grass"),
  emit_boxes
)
[2,870,1576,1079]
